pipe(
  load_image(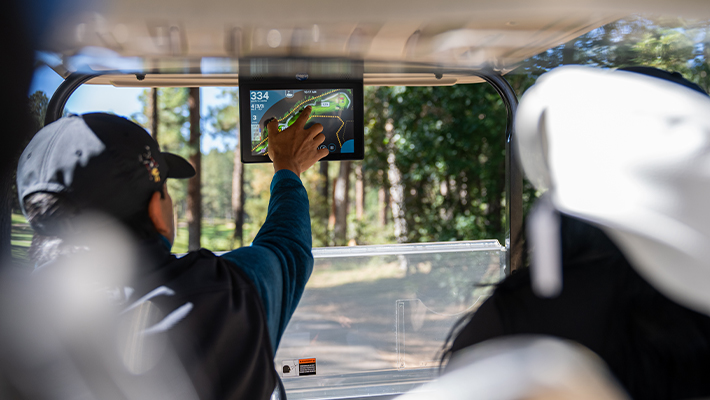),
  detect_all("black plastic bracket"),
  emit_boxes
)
[477,72,522,275]
[44,73,100,126]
